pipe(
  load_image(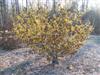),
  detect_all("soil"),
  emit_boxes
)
[0,35,100,75]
